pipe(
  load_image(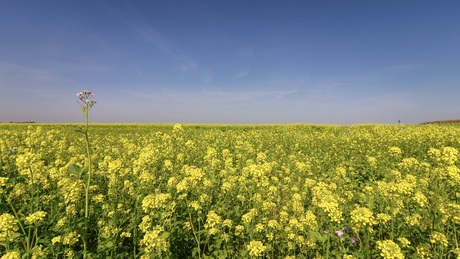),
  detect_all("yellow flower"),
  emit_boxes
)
[62,231,80,246]
[451,247,460,256]
[242,208,258,224]
[430,231,448,247]
[267,219,280,230]
[140,225,169,254]
[92,194,105,203]
[65,250,75,258]
[389,147,402,156]
[416,244,431,258]
[254,223,264,232]
[377,213,392,224]
[397,237,411,248]
[25,211,47,225]
[139,215,153,232]
[1,251,21,259]
[312,182,343,223]
[441,147,458,165]
[120,232,132,238]
[0,213,19,243]
[301,210,318,231]
[376,240,404,259]
[204,210,222,229]
[235,225,245,237]
[189,201,201,212]
[207,227,219,236]
[31,245,45,259]
[405,214,421,227]
[367,156,377,167]
[246,240,266,257]
[52,236,61,244]
[222,219,232,228]
[413,192,428,207]
[350,206,376,231]
[141,193,172,213]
